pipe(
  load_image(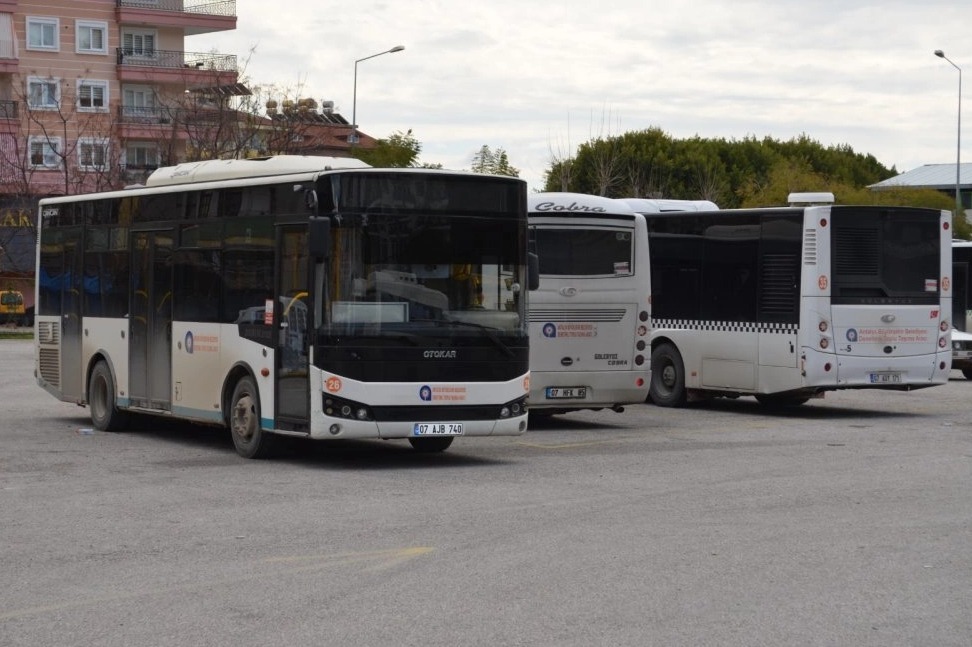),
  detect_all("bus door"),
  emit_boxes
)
[129,230,173,410]
[953,260,968,331]
[275,226,310,429]
[59,229,84,401]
